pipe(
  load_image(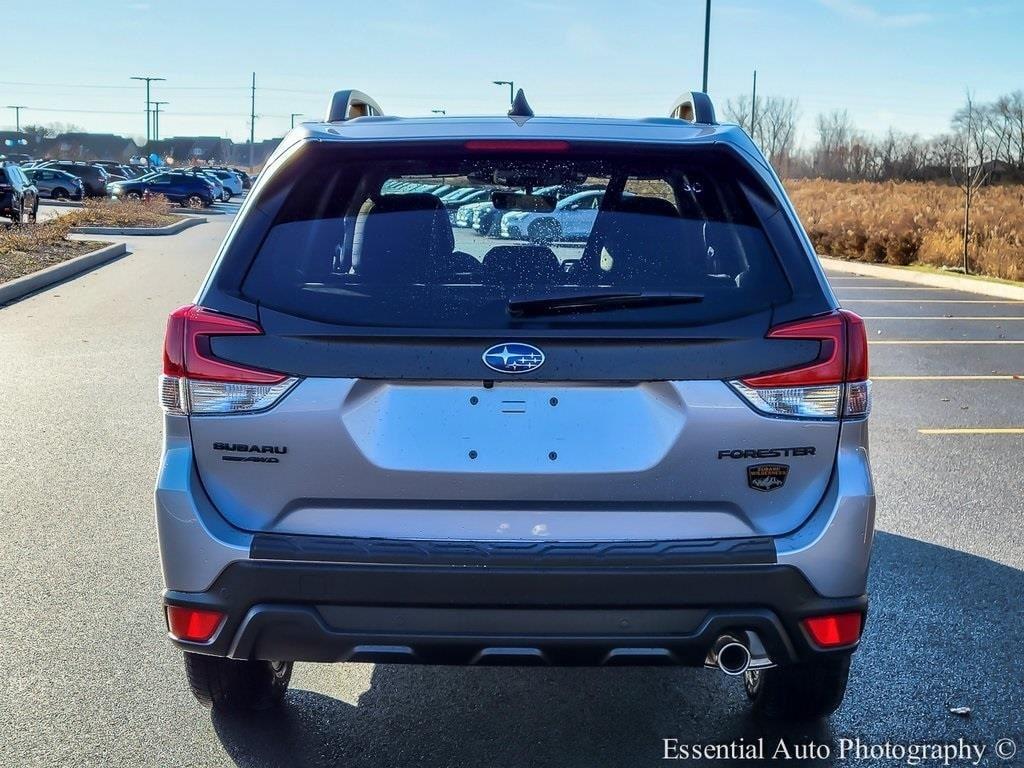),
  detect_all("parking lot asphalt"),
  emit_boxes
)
[0,223,1021,767]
